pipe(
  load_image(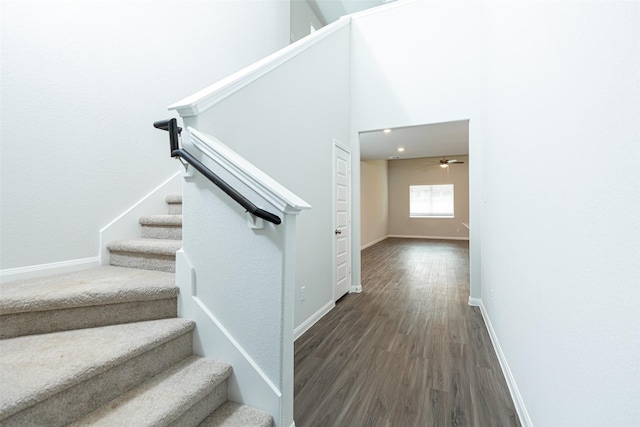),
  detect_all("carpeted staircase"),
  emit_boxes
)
[0,195,273,427]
